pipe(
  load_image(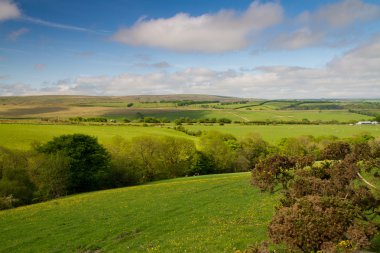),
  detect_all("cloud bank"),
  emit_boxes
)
[112,1,283,53]
[271,0,380,50]
[3,36,379,98]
